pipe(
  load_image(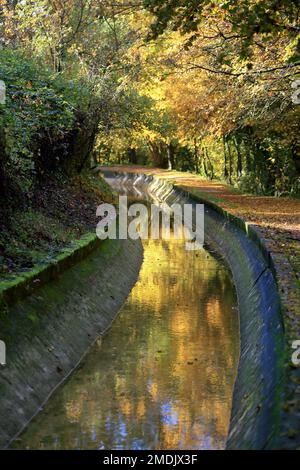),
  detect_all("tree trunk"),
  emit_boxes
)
[167,145,172,170]
[128,147,137,164]
[0,127,7,197]
[167,143,176,170]
[205,147,214,180]
[292,138,300,175]
[149,141,168,168]
[226,141,233,184]
[194,138,200,173]
[234,136,243,178]
[245,144,251,173]
[223,136,229,180]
